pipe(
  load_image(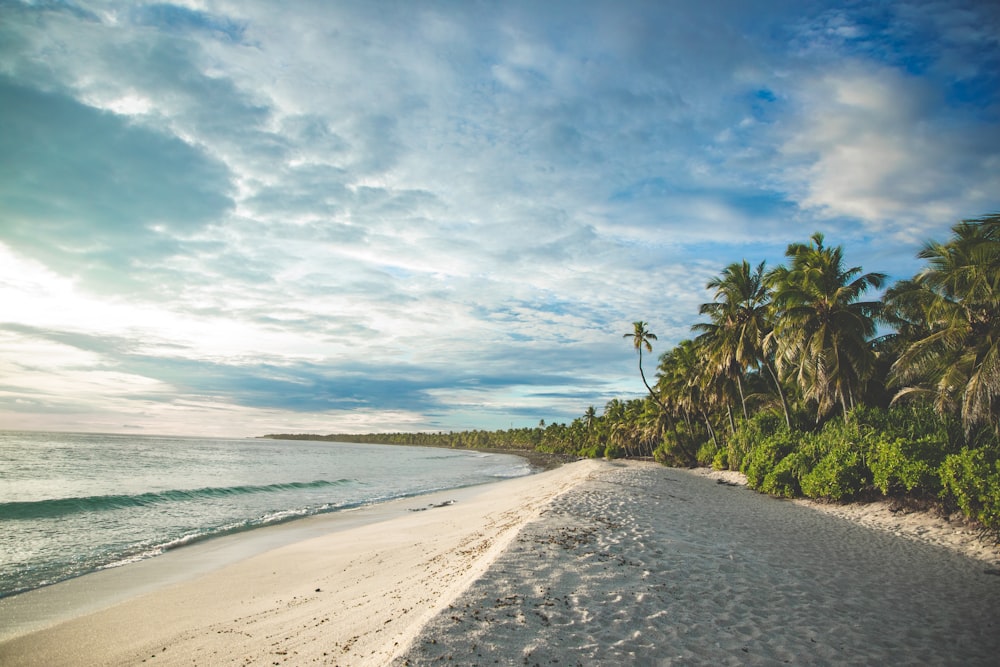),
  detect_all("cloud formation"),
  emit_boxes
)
[1,0,998,436]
